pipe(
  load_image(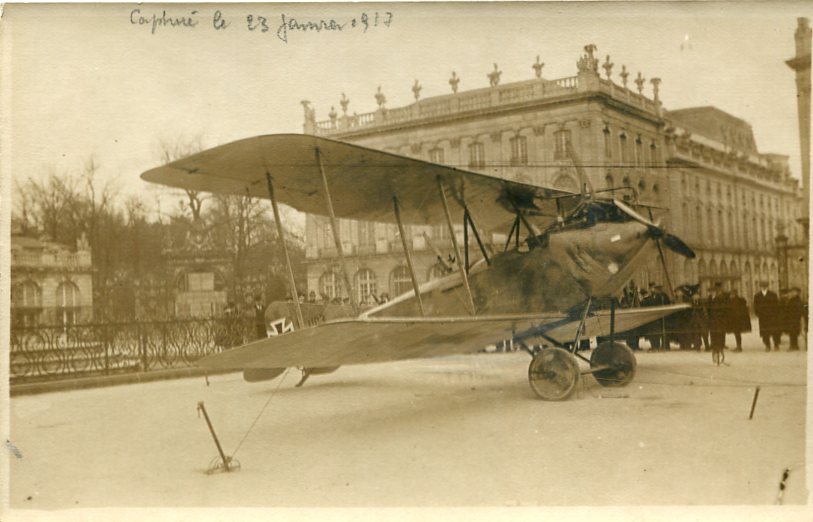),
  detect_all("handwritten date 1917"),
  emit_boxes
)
[247,12,394,42]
